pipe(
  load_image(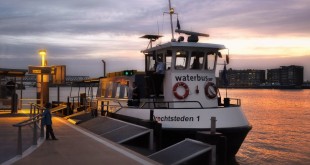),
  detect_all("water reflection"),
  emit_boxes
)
[220,89,310,165]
